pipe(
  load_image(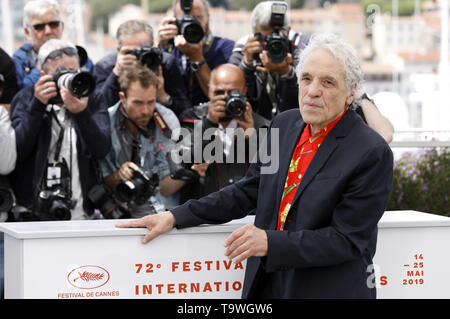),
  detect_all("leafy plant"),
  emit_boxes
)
[388,148,450,216]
